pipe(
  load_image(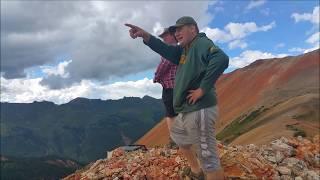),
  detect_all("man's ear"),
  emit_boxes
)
[191,25,197,34]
